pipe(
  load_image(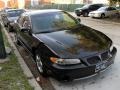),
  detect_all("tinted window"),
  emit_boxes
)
[107,7,116,11]
[111,7,116,10]
[22,17,31,29]
[7,10,24,17]
[31,11,79,34]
